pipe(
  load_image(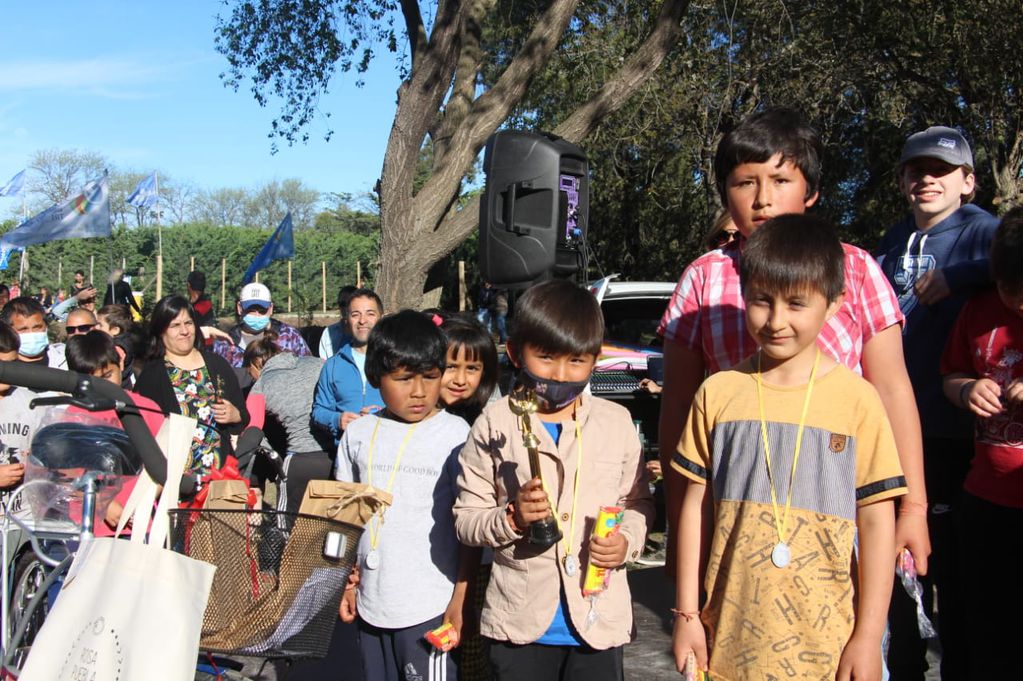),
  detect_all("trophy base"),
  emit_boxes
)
[528,518,563,547]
